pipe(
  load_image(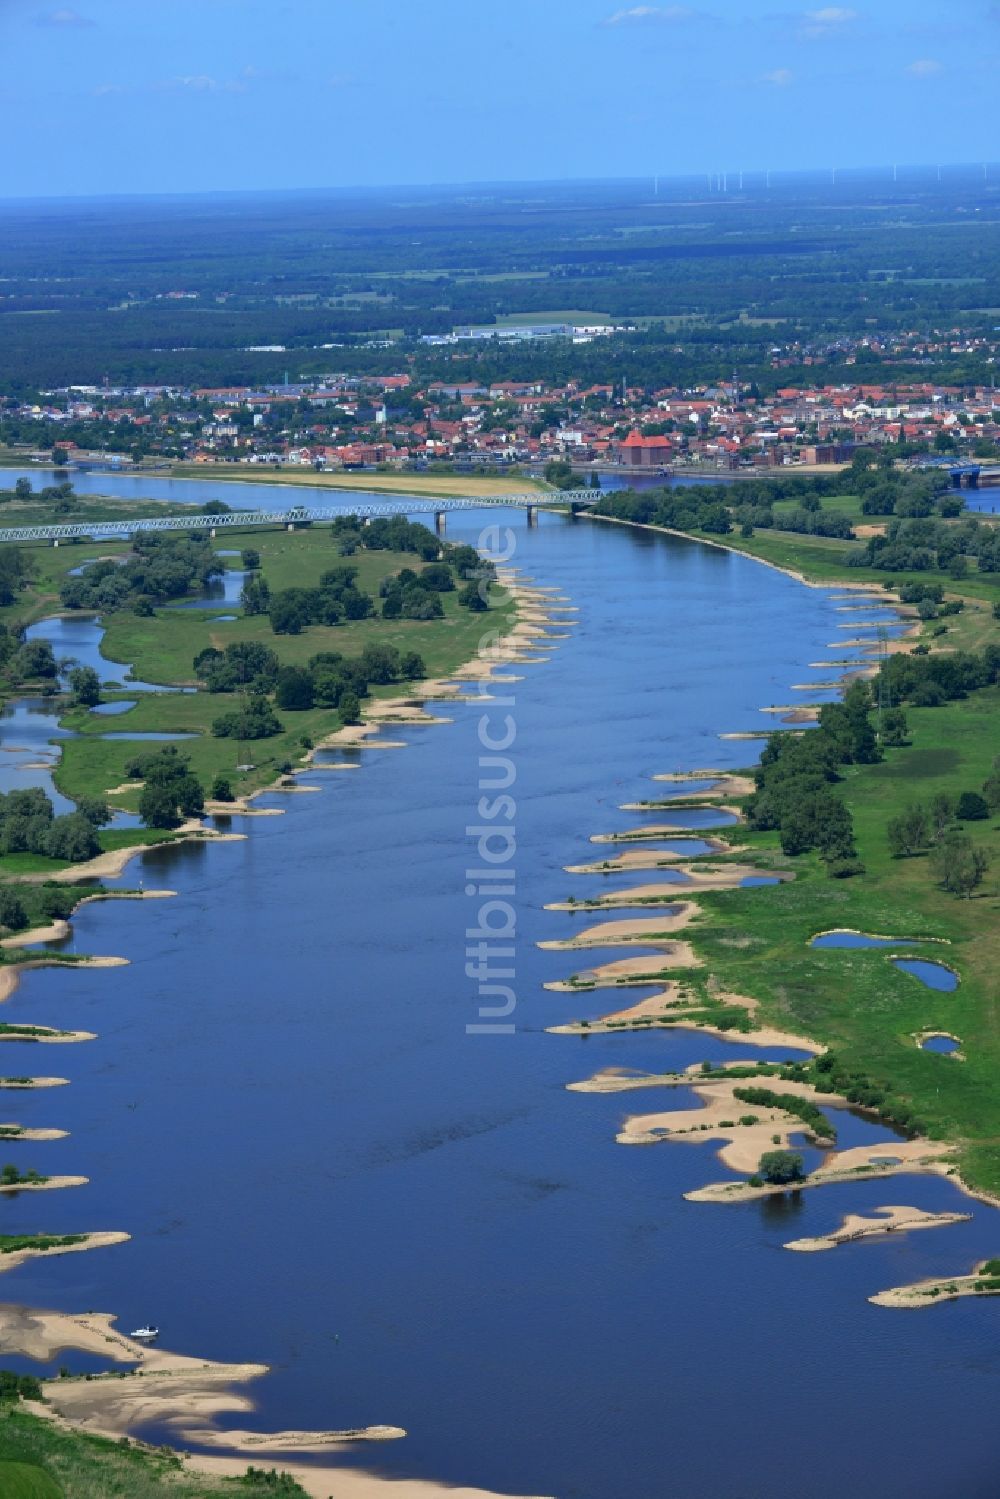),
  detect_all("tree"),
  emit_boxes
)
[0,890,27,932]
[931,834,991,899]
[887,803,930,858]
[13,478,31,502]
[929,791,955,839]
[139,782,183,830]
[275,666,315,711]
[757,1149,805,1185]
[241,574,271,617]
[68,666,101,708]
[880,708,909,747]
[956,791,989,822]
[983,761,1000,814]
[400,651,426,680]
[76,796,111,828]
[44,813,101,862]
[241,549,261,570]
[458,580,487,612]
[51,446,69,468]
[210,775,235,803]
[338,691,361,726]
